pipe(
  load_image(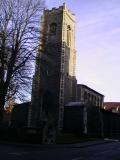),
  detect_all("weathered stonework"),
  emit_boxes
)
[77,84,104,107]
[29,3,77,139]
